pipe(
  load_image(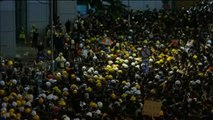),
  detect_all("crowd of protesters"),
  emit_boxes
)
[1,0,213,120]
